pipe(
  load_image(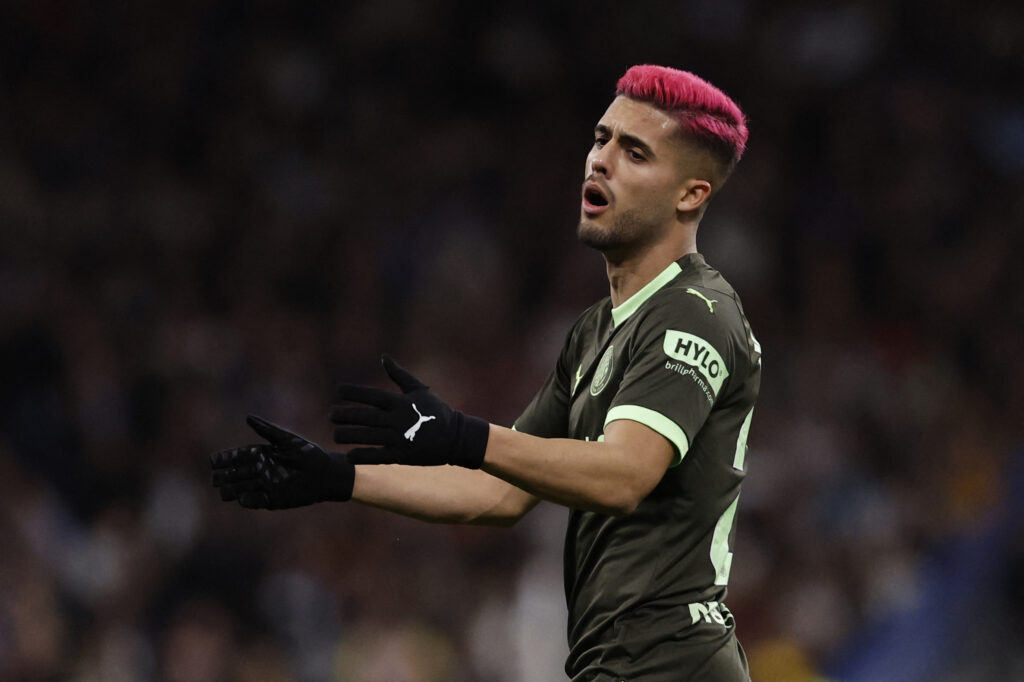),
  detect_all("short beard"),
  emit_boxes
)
[577,209,665,260]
